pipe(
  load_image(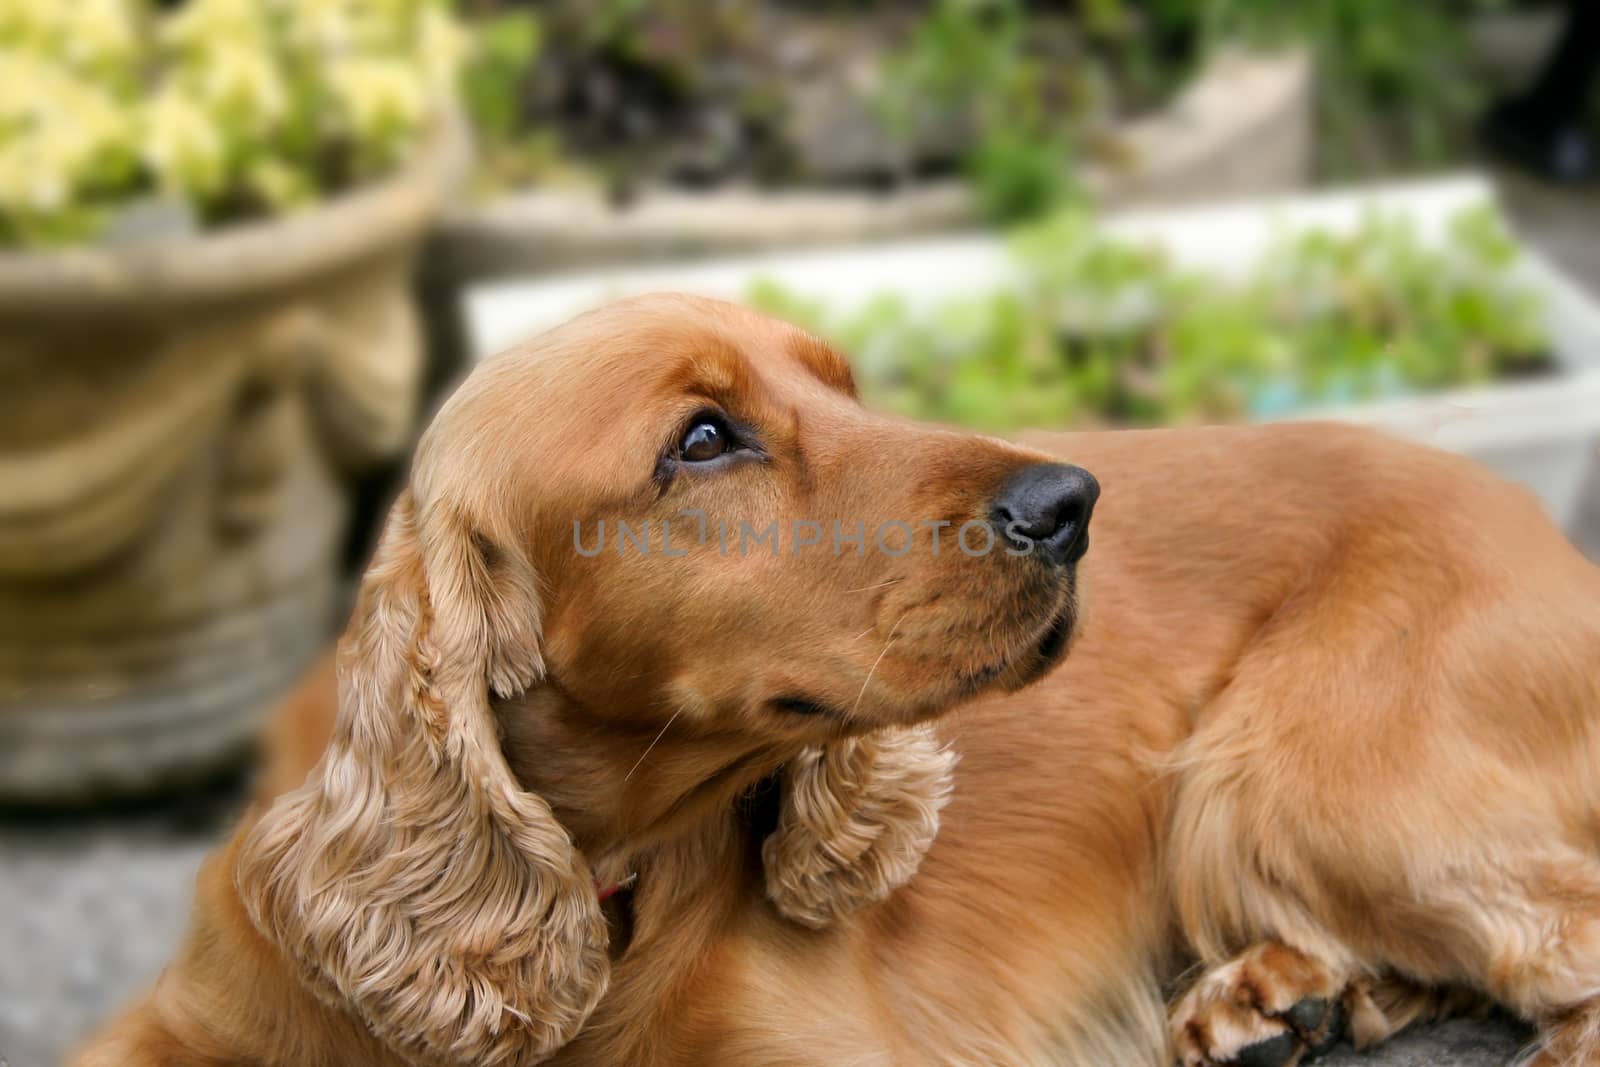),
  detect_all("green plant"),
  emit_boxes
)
[457,8,573,191]
[750,204,1546,431]
[877,0,1082,223]
[462,0,774,194]
[1156,0,1510,173]
[455,0,1188,208]
[0,0,468,246]
[461,9,538,143]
